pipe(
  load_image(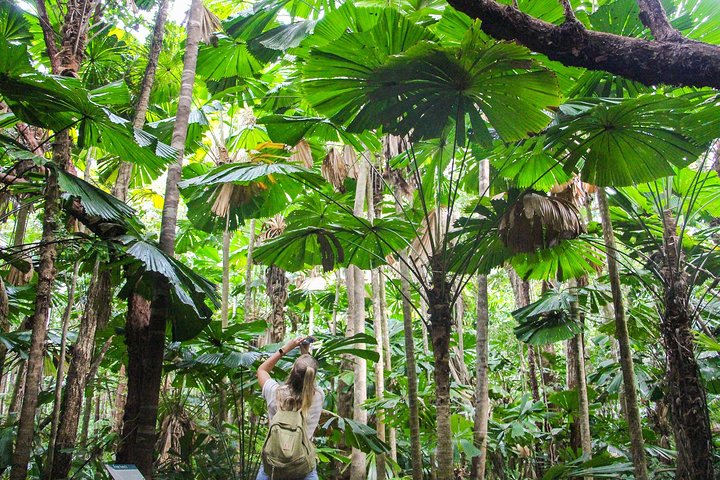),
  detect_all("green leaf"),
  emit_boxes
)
[547,96,703,187]
[178,158,324,233]
[118,236,219,341]
[513,288,582,345]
